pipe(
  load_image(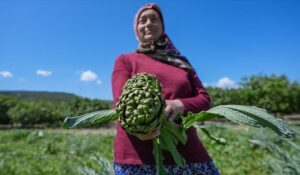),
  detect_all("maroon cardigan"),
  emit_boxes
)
[111,52,212,165]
